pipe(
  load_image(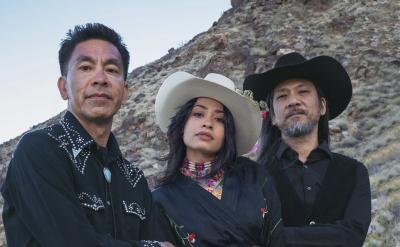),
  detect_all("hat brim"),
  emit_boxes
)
[244,56,352,119]
[155,71,262,155]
